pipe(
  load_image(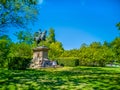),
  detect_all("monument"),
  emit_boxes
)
[29,29,52,69]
